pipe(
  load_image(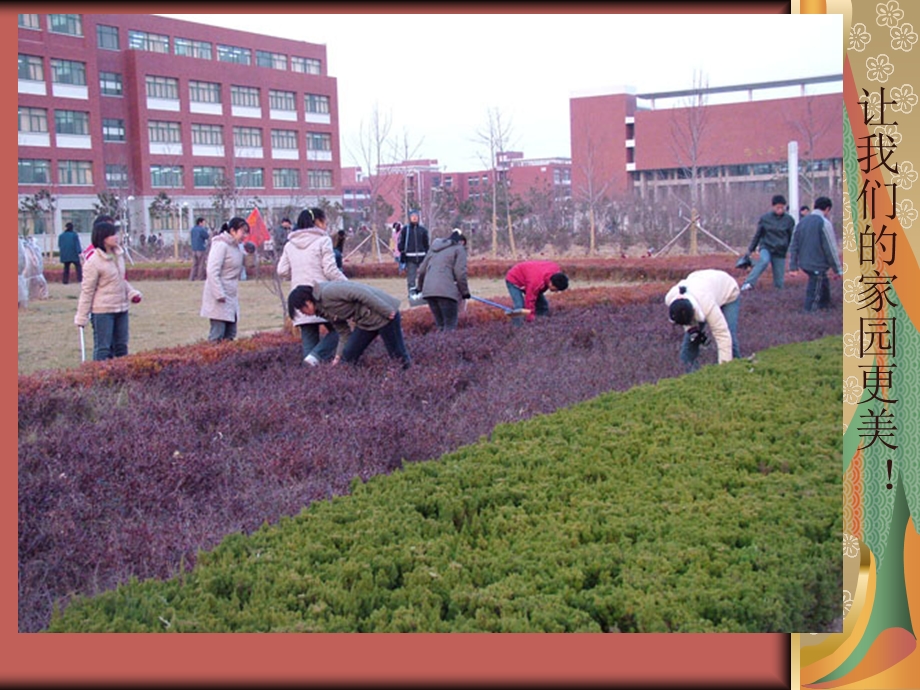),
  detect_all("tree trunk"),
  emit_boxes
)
[589,206,597,255]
